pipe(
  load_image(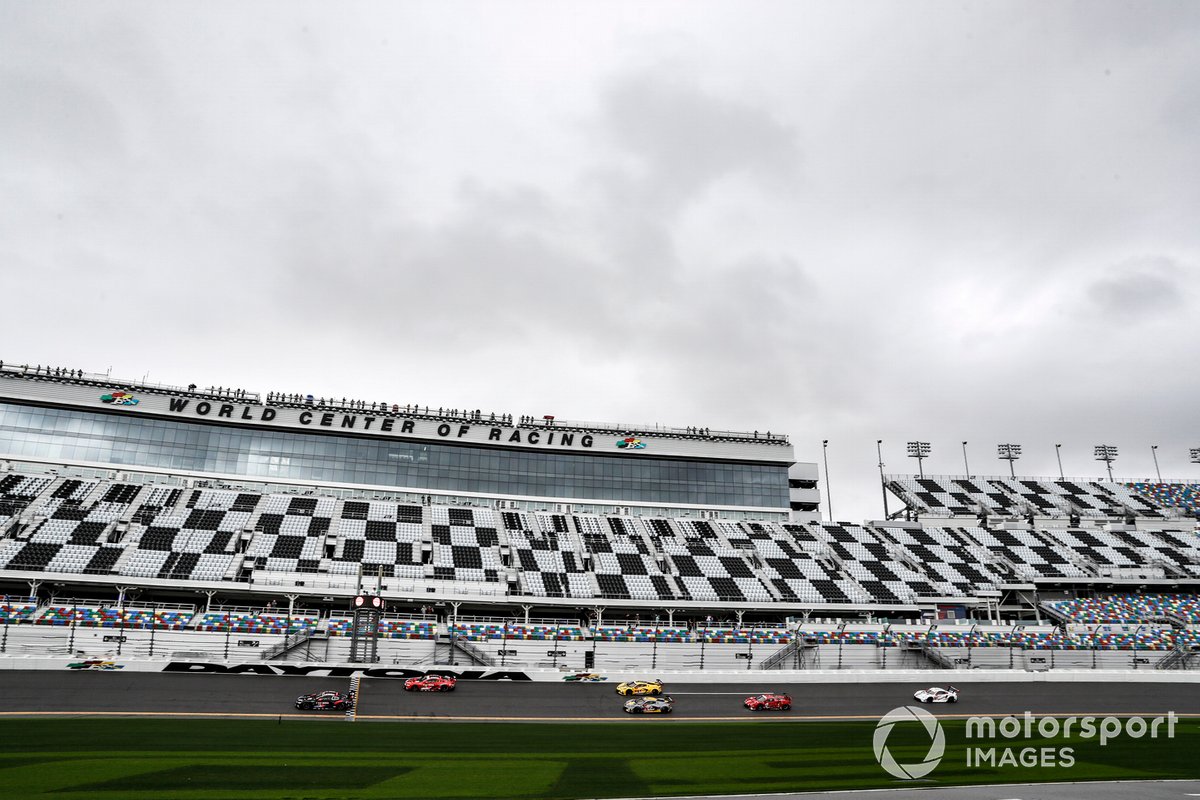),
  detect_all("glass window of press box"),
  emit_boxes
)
[0,404,790,508]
